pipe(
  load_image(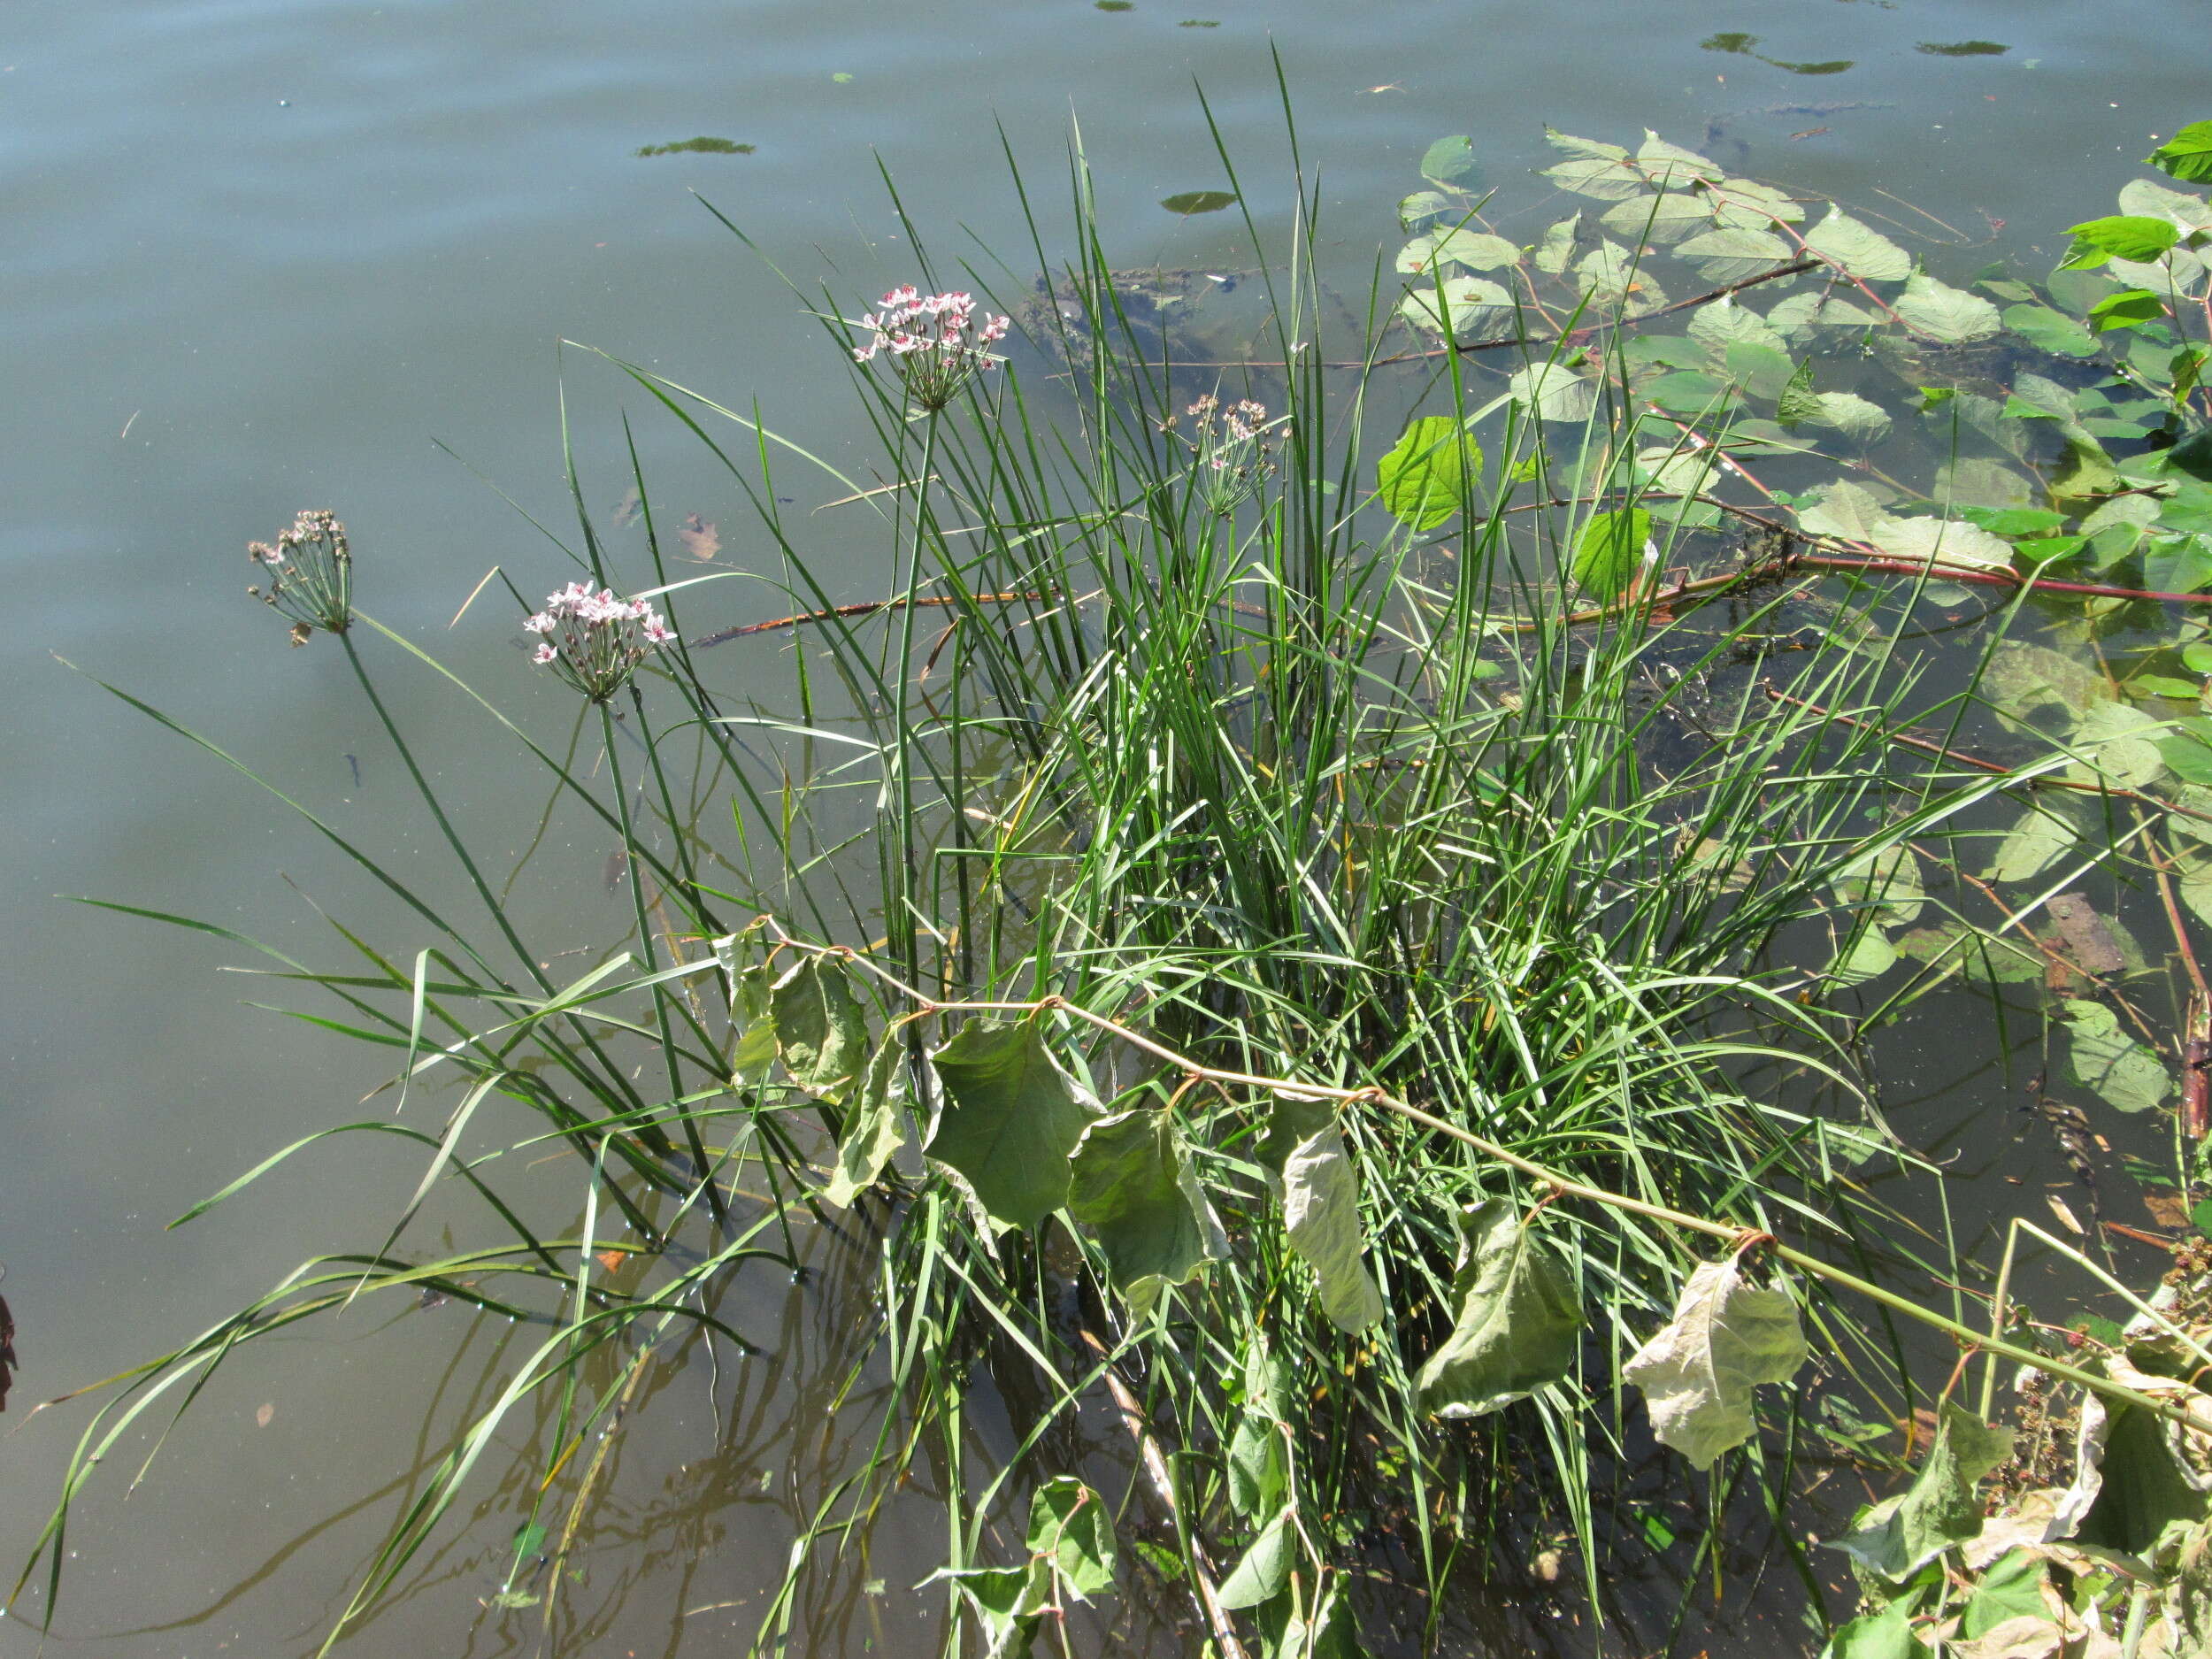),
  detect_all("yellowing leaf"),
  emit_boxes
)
[1624,1256,1807,1469]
